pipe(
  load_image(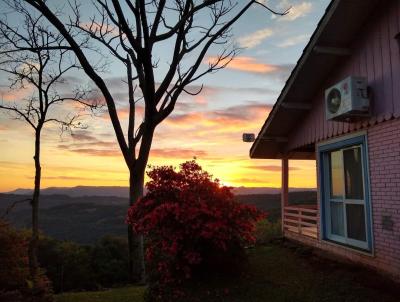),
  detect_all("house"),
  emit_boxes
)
[250,0,400,279]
